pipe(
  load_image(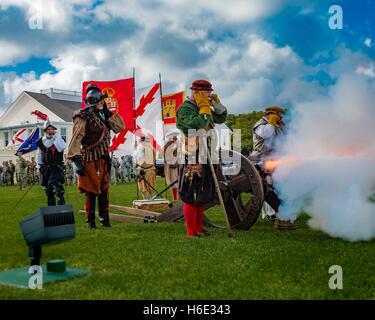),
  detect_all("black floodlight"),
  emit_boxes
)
[19,205,75,266]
